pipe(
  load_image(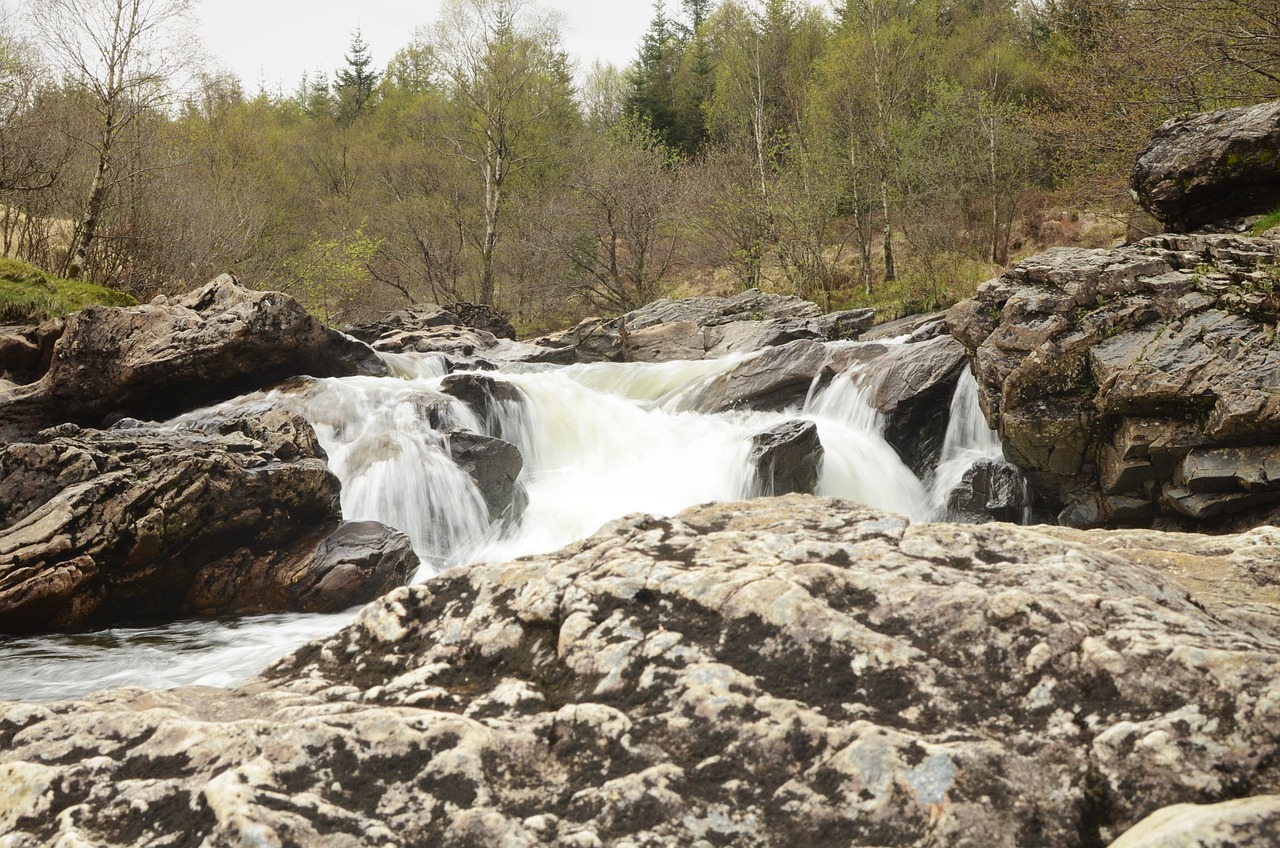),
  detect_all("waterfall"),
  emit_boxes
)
[0,342,1005,702]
